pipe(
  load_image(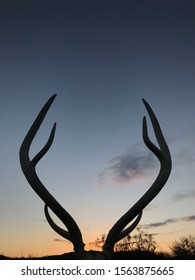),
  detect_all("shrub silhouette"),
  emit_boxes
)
[115,228,157,252]
[170,235,195,257]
